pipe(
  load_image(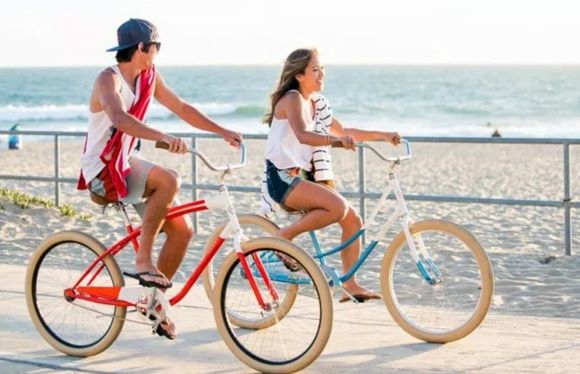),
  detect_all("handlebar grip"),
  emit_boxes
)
[155,141,170,150]
[331,140,344,148]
